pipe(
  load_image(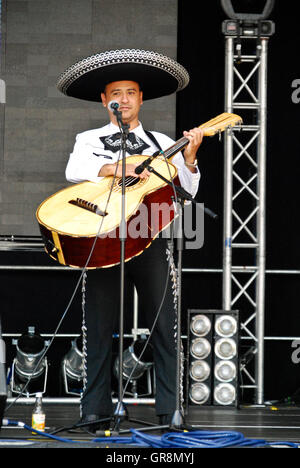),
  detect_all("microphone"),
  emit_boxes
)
[134,151,160,174]
[108,100,120,112]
